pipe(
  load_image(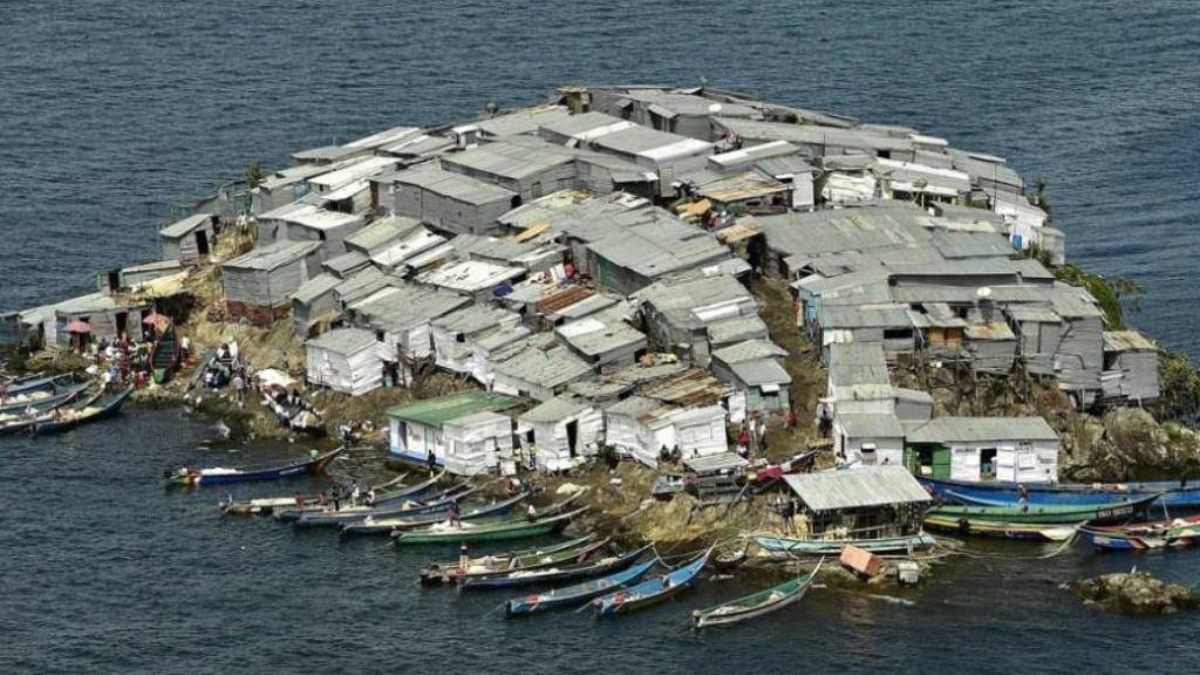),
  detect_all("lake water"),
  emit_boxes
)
[2,1,1200,673]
